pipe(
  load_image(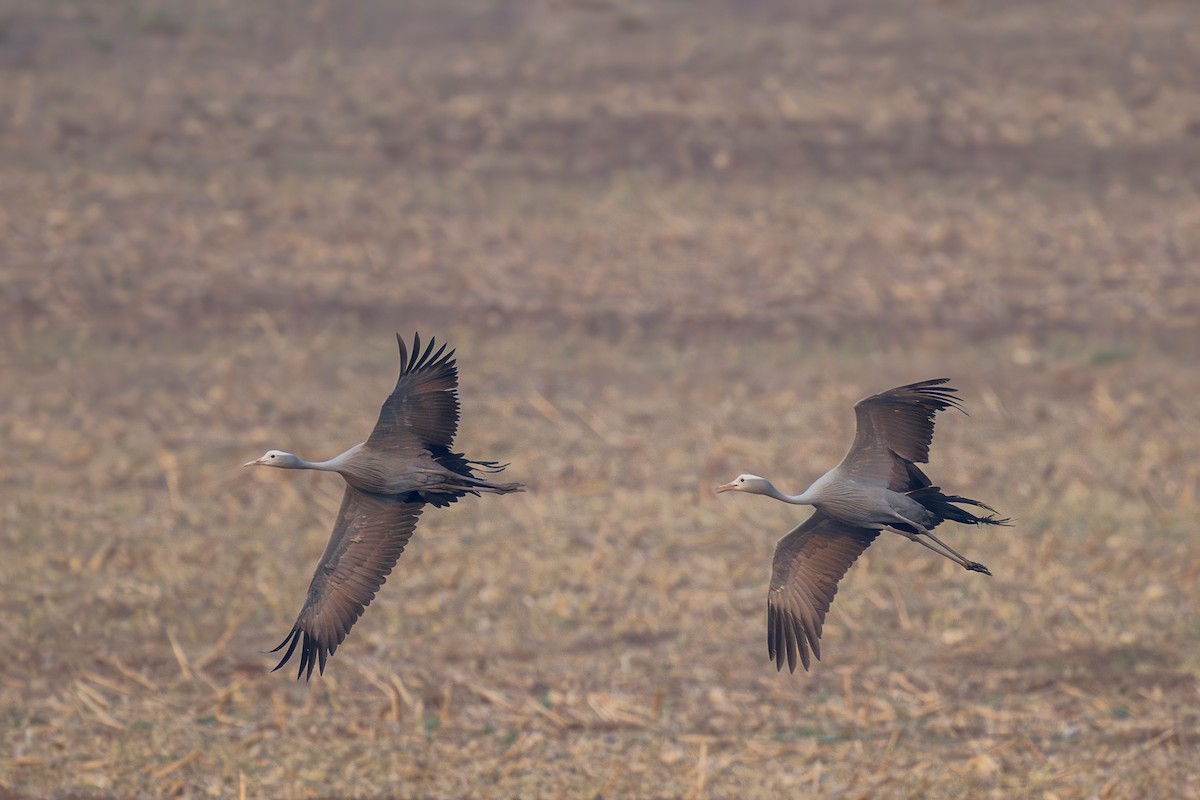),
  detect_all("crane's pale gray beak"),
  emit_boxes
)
[243,458,264,468]
[714,482,736,494]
